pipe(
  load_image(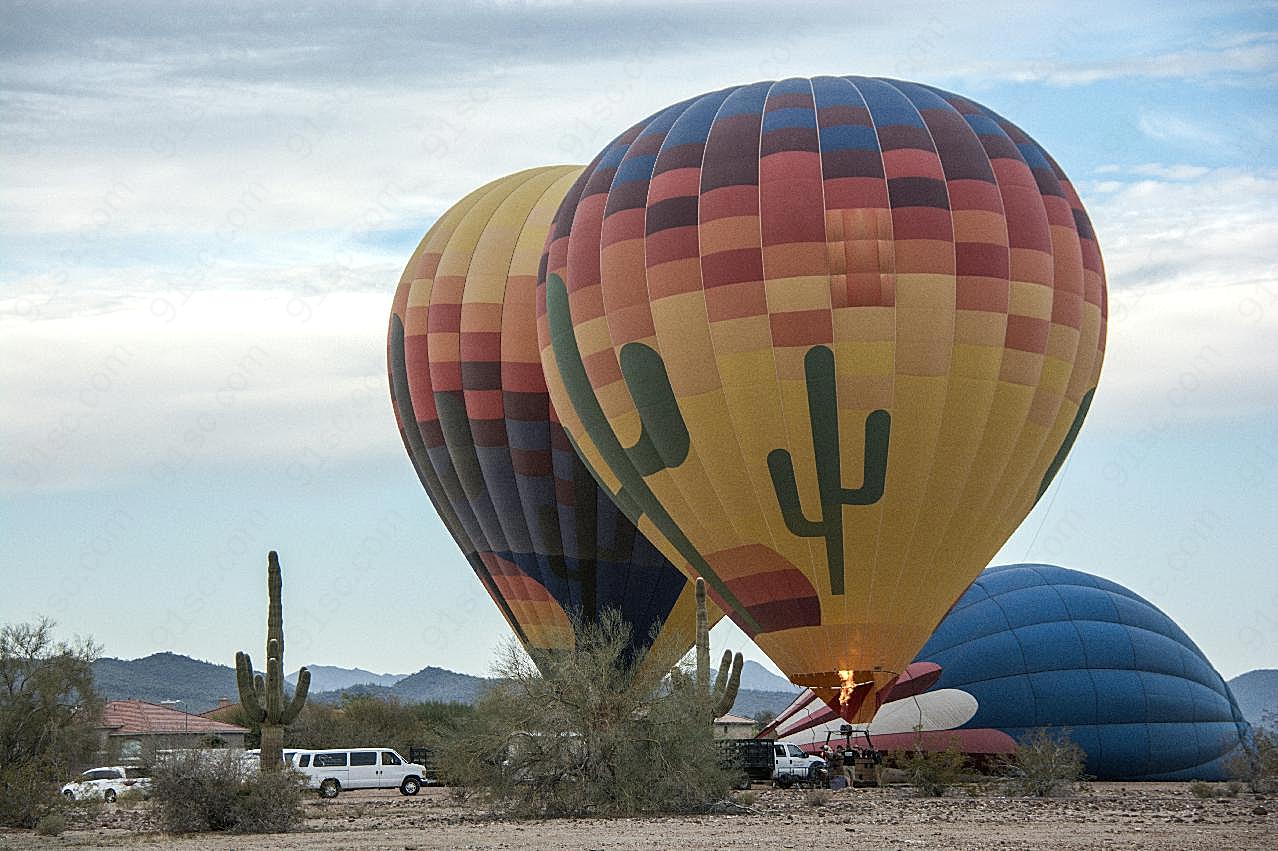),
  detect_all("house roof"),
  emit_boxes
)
[714,713,756,725]
[101,700,249,735]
